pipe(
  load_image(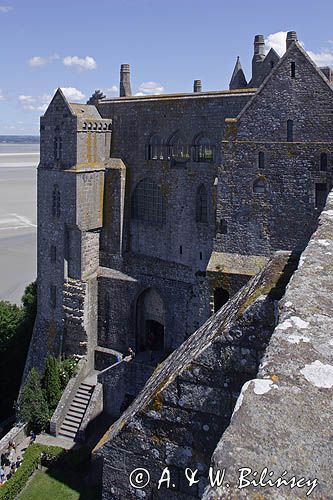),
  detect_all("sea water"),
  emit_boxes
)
[0,144,39,304]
